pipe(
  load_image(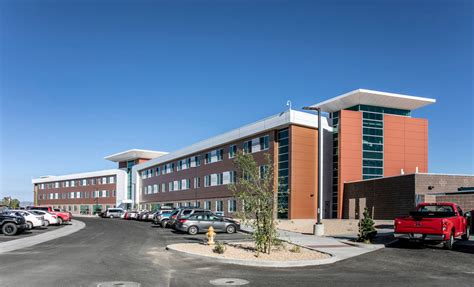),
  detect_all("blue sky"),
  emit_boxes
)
[1,0,472,201]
